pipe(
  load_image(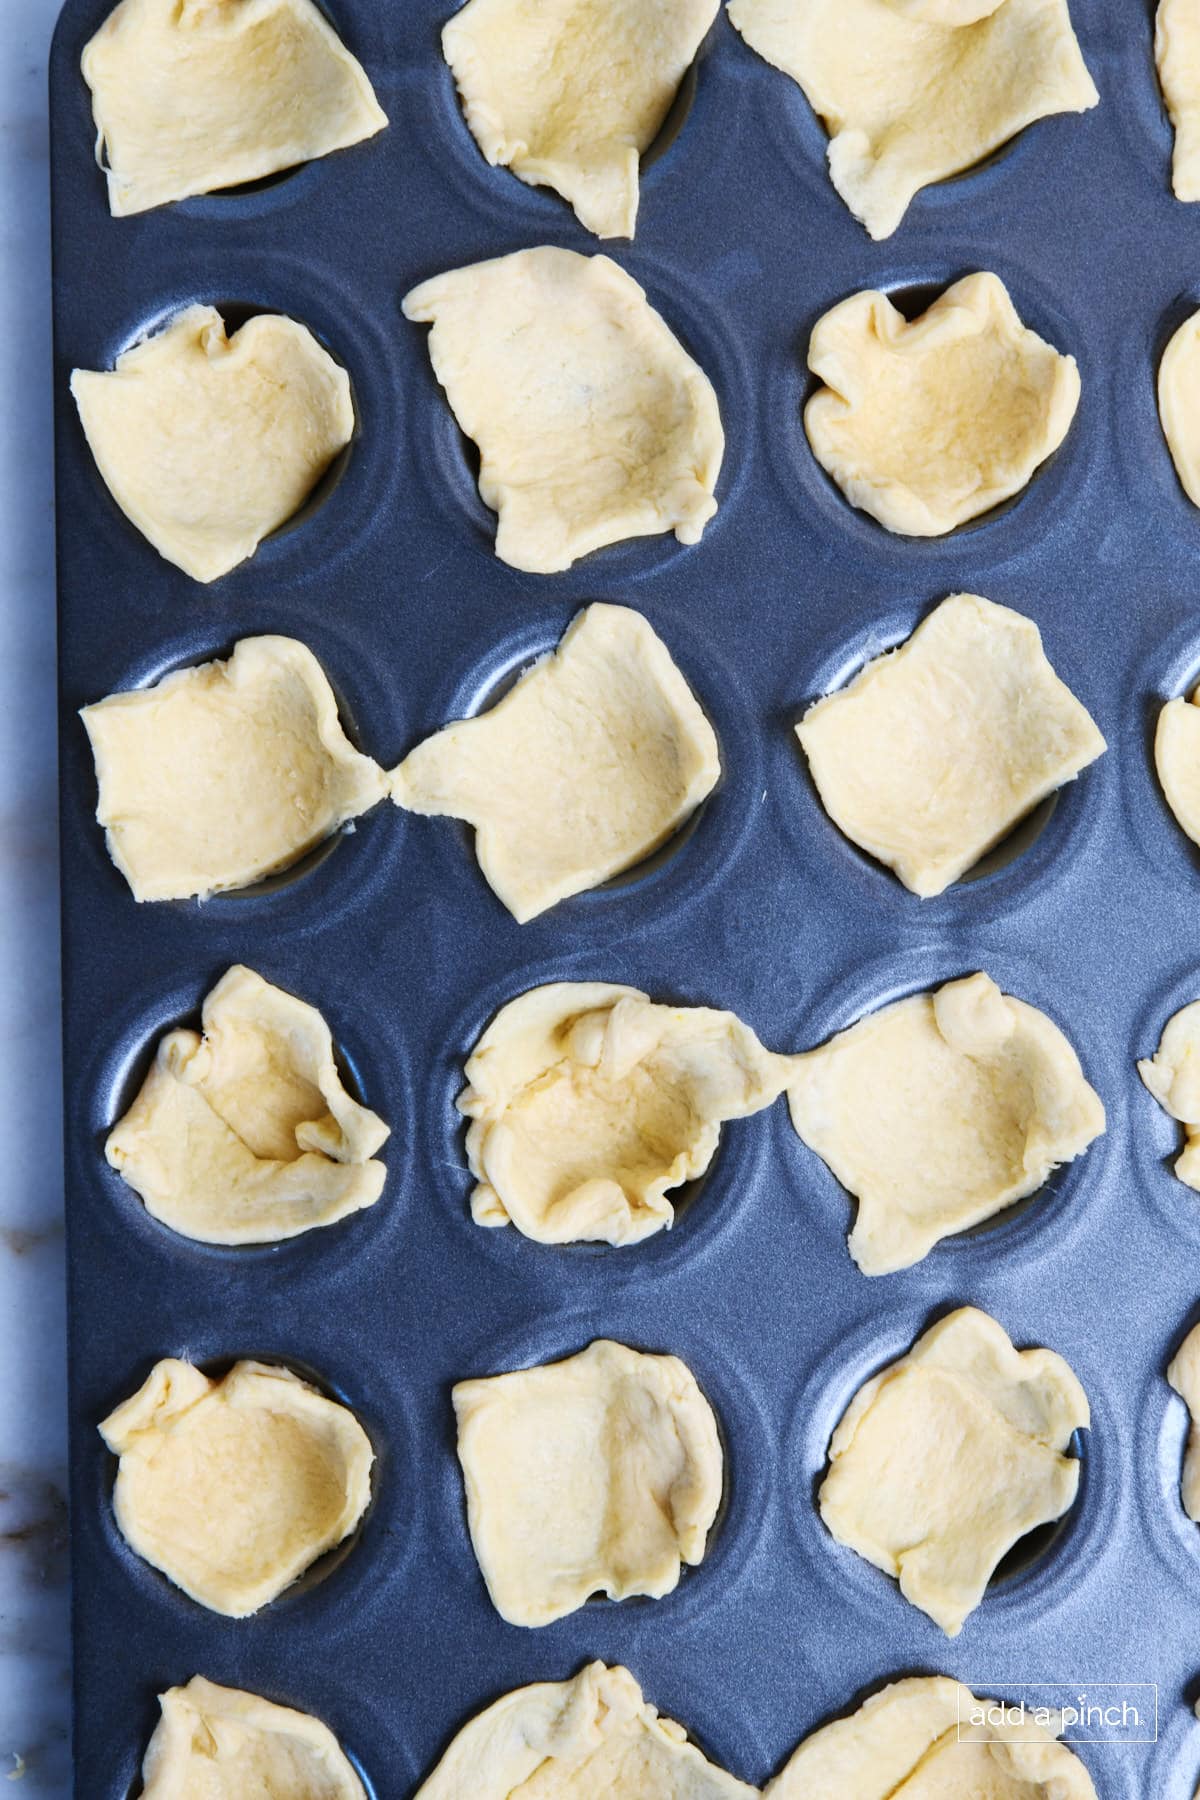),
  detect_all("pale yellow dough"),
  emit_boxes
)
[1137,1002,1200,1193]
[443,0,717,237]
[100,1359,373,1616]
[804,273,1080,535]
[71,305,354,583]
[798,594,1103,895]
[403,246,723,573]
[765,1674,1097,1799]
[727,0,1097,240]
[1157,0,1200,200]
[139,1677,366,1800]
[391,604,719,921]
[1159,310,1200,508]
[415,1663,756,1799]
[459,981,793,1245]
[788,971,1105,1274]
[1168,1322,1200,1522]
[819,1308,1089,1637]
[454,1339,722,1627]
[108,965,389,1245]
[81,635,388,902]
[82,0,386,217]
